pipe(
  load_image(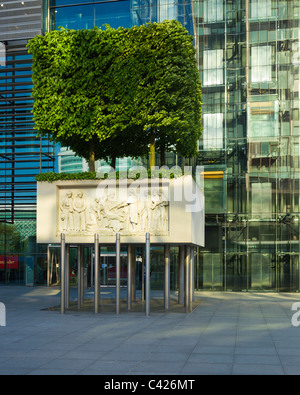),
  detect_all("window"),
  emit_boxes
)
[251,183,272,215]
[203,113,223,149]
[50,5,94,30]
[250,0,272,19]
[248,100,279,138]
[95,0,130,29]
[158,0,177,22]
[251,46,272,83]
[203,0,223,23]
[203,49,223,86]
[0,42,5,67]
